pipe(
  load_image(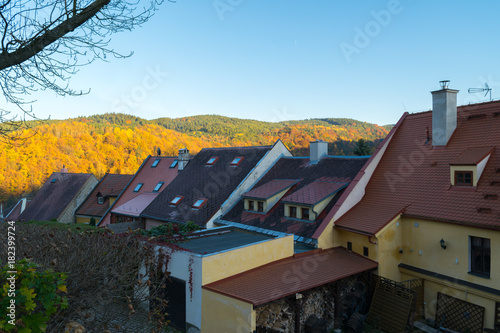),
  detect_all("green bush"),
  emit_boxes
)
[0,259,68,332]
